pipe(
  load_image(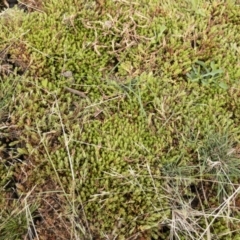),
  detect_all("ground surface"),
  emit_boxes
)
[0,1,240,239]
